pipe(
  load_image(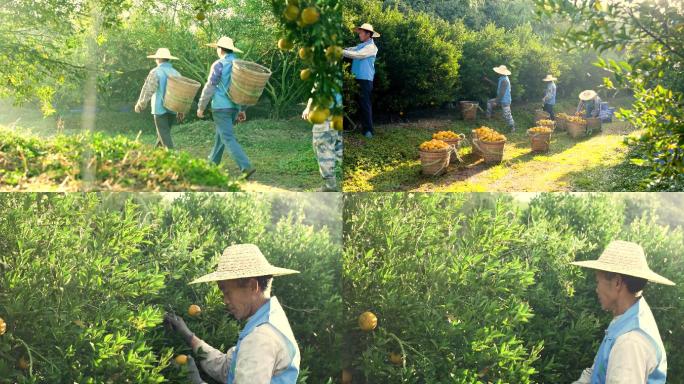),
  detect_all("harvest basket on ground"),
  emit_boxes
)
[419,140,451,176]
[528,126,553,152]
[229,60,272,106]
[433,131,465,163]
[556,113,571,131]
[460,101,479,120]
[164,76,201,113]
[472,127,506,164]
[586,117,602,134]
[537,119,555,130]
[534,109,550,124]
[566,116,588,138]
